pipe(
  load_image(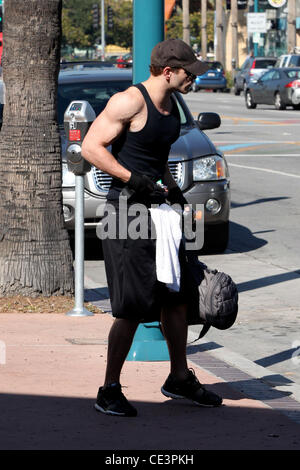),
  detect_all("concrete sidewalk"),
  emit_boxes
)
[0,312,300,450]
